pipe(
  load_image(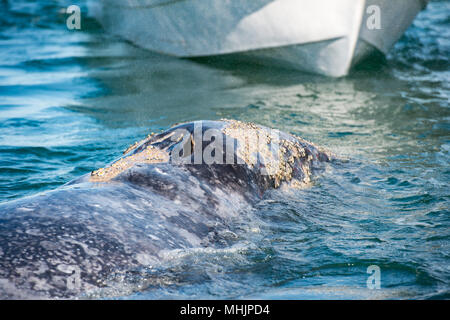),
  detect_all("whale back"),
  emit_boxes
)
[0,120,331,299]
